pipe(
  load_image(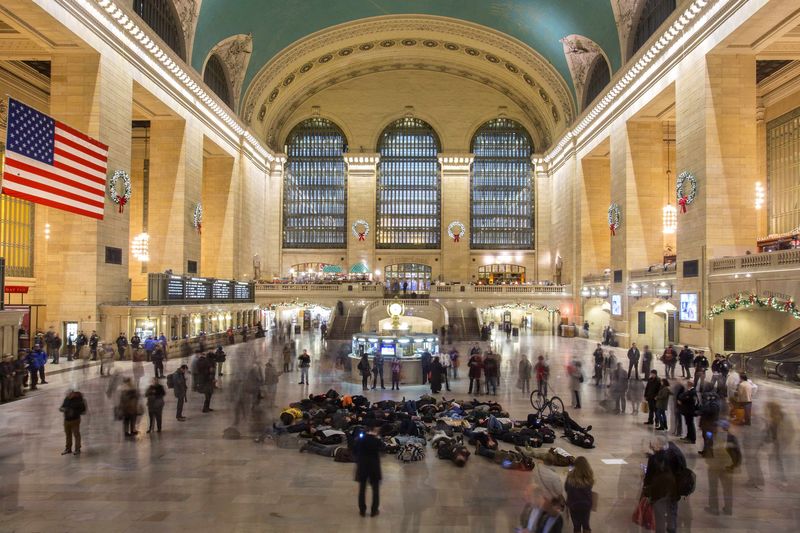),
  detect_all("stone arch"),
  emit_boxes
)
[560,34,611,112]
[202,33,253,111]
